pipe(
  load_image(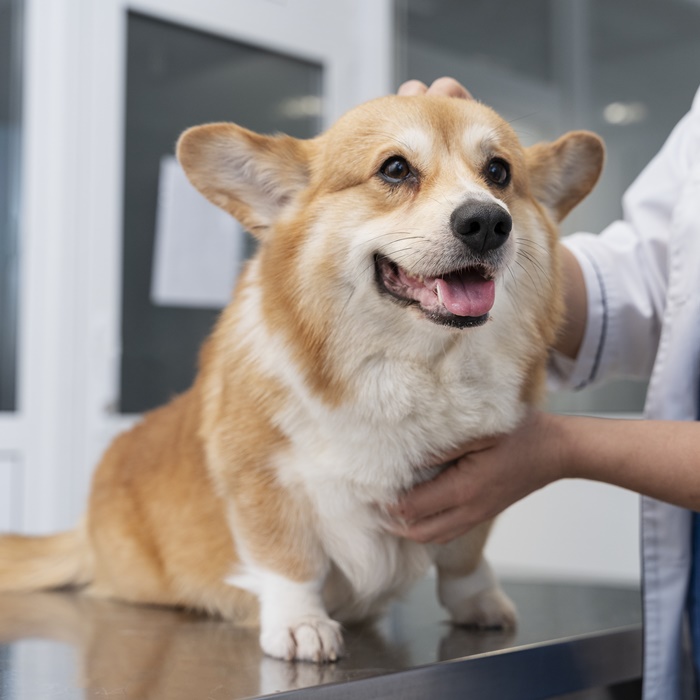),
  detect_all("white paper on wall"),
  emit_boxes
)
[151,155,245,309]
